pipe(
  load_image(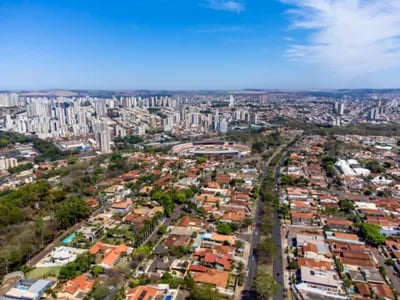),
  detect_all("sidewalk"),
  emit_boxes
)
[281,227,291,300]
[234,240,251,300]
